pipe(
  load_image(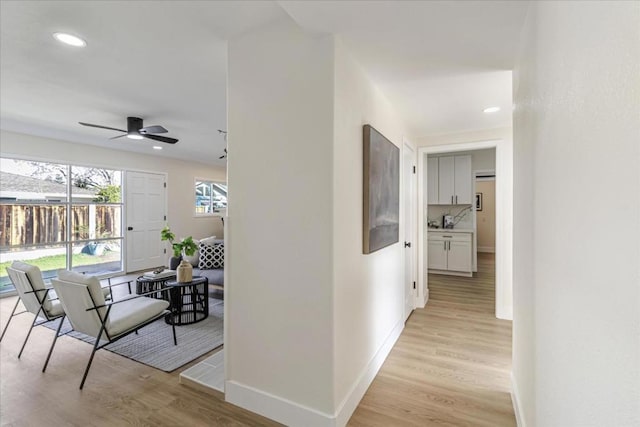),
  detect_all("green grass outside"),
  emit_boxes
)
[0,251,121,288]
